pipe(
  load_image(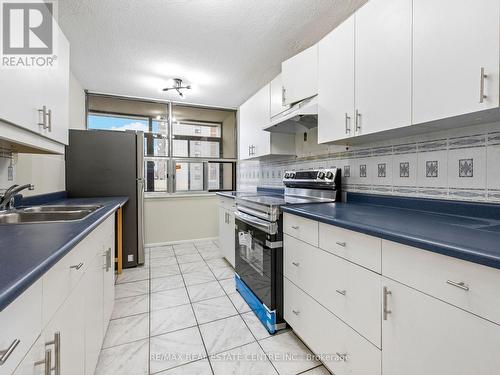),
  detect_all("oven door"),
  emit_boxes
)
[234,211,283,313]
